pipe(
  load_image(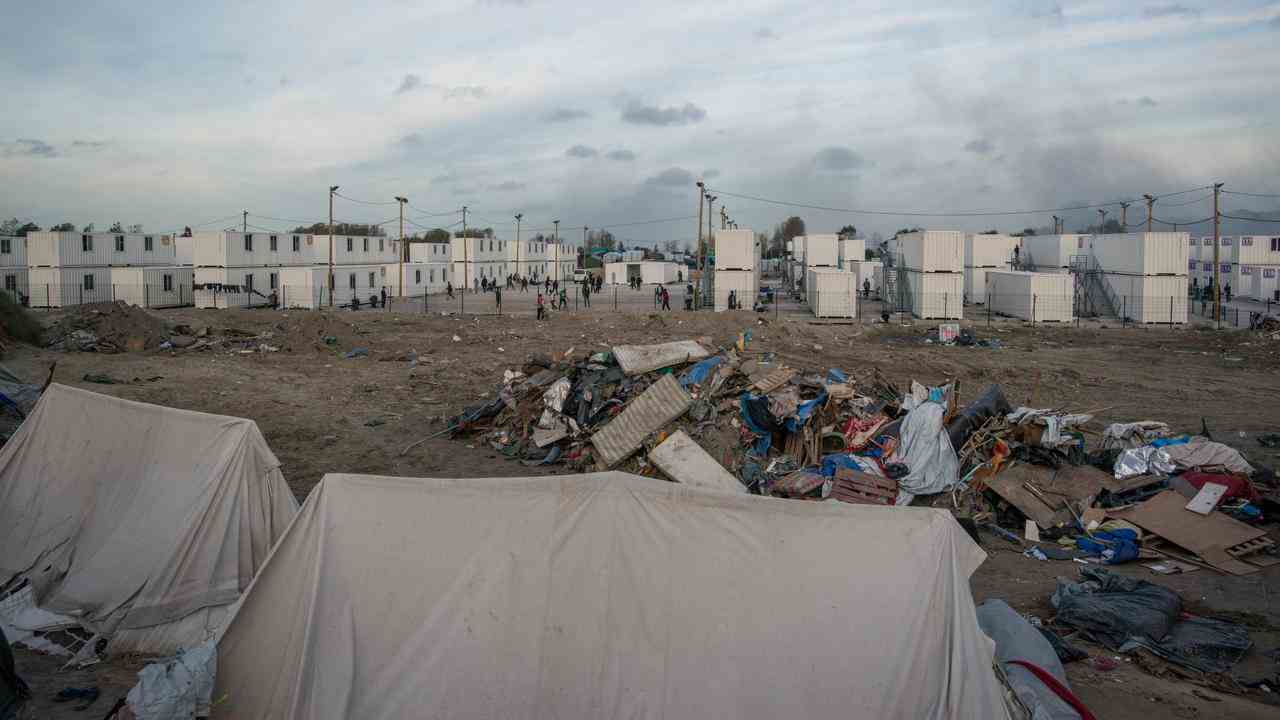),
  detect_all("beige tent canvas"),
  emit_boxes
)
[0,384,298,656]
[215,472,1007,719]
